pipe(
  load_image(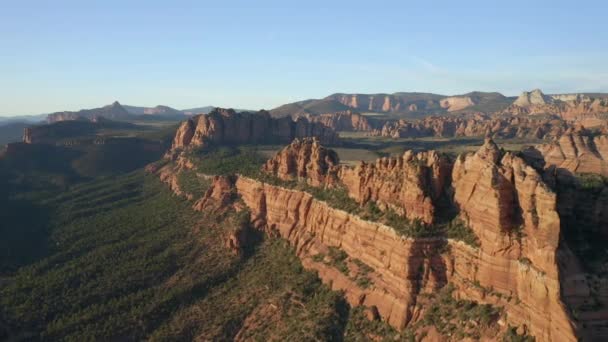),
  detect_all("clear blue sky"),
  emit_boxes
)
[1,0,607,116]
